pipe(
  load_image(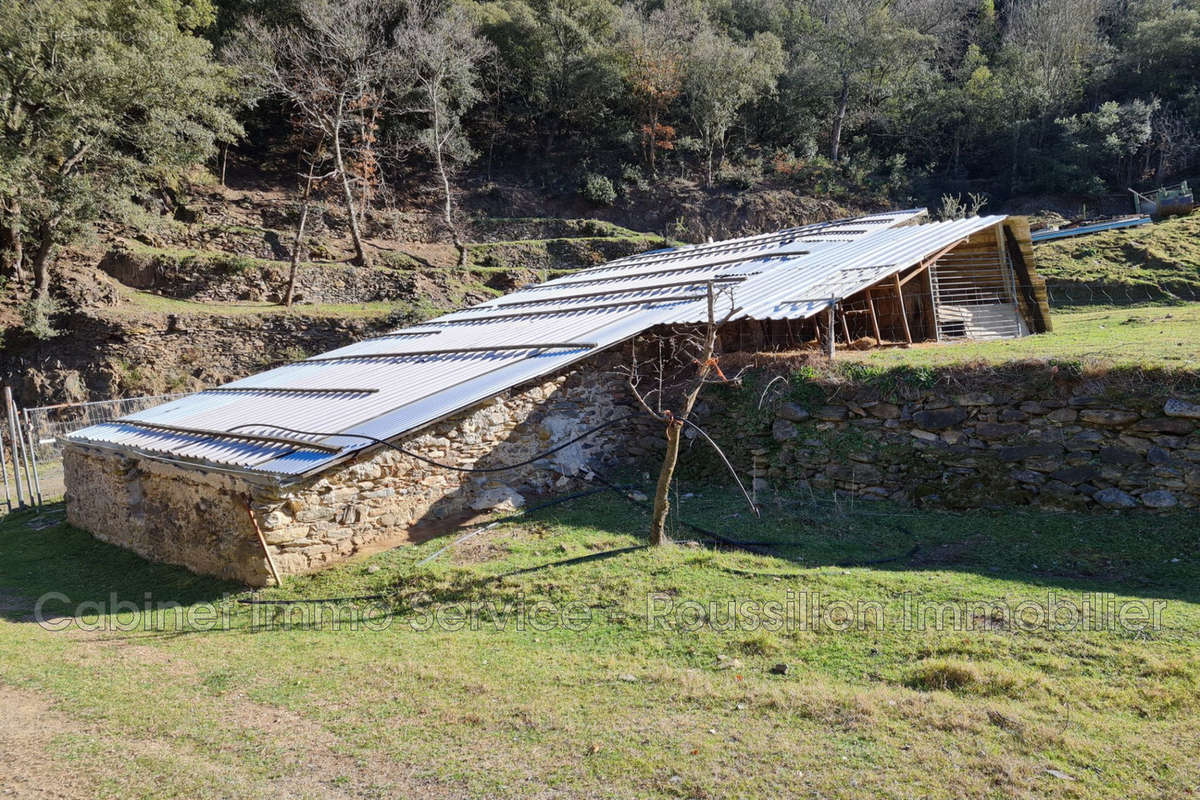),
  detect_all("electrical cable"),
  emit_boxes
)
[677,417,759,517]
[586,469,774,556]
